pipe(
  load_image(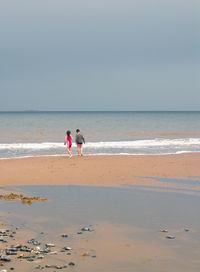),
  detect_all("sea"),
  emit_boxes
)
[0,111,200,159]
